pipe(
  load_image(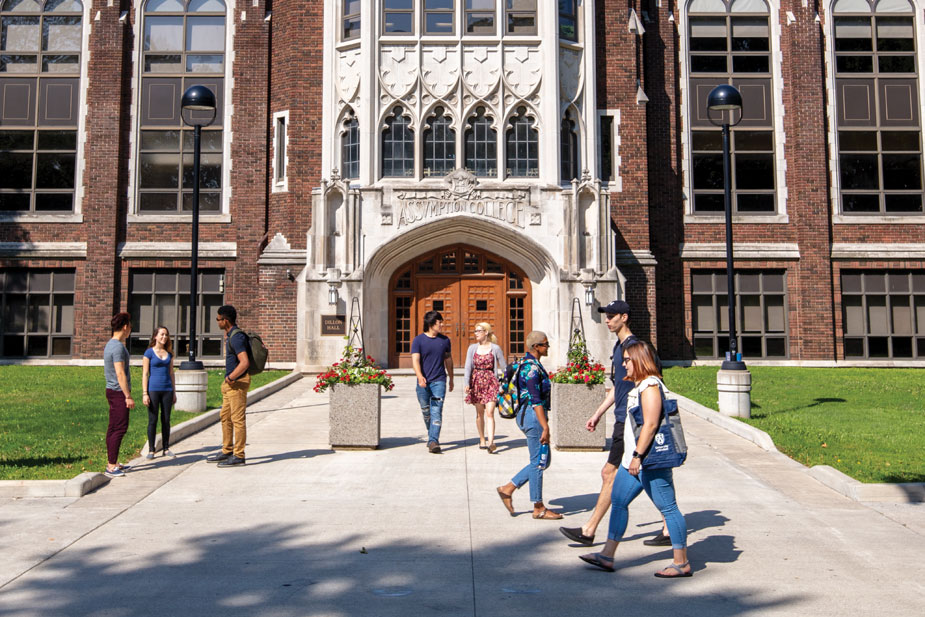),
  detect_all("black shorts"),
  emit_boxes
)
[607,421,625,467]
